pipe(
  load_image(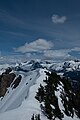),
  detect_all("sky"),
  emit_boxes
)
[0,0,80,61]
